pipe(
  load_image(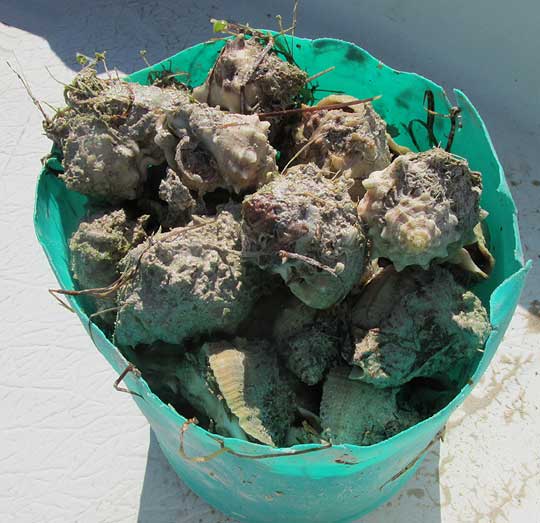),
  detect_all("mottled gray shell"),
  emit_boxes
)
[293,95,391,200]
[69,209,148,324]
[58,115,145,201]
[348,266,491,388]
[64,67,188,161]
[242,163,367,309]
[205,338,294,446]
[273,298,340,385]
[155,168,196,229]
[193,35,307,114]
[114,207,265,346]
[358,148,482,271]
[320,367,421,445]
